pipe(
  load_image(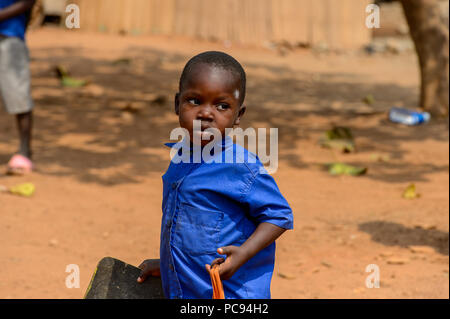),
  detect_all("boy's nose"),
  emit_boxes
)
[196,104,214,121]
